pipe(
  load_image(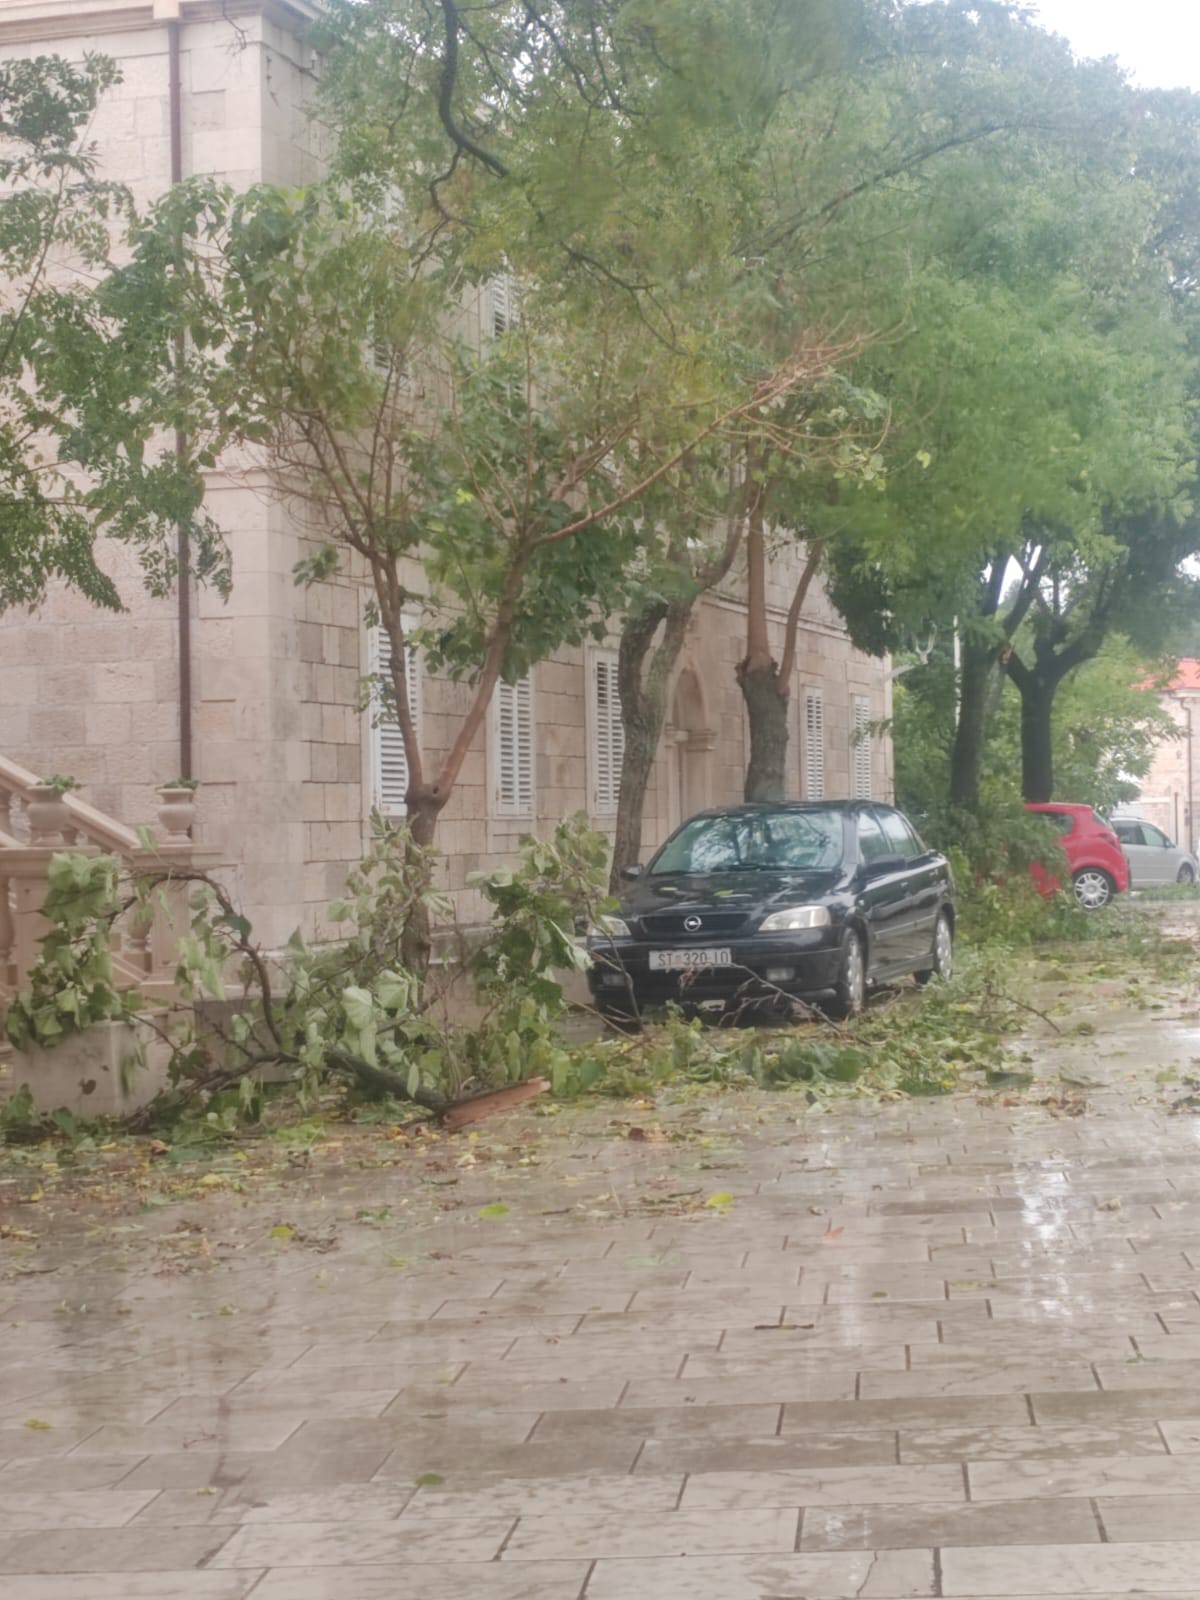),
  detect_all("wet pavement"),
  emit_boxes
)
[6,931,1200,1595]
